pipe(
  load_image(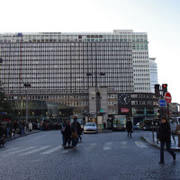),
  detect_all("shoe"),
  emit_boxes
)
[159,161,164,164]
[173,154,176,161]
